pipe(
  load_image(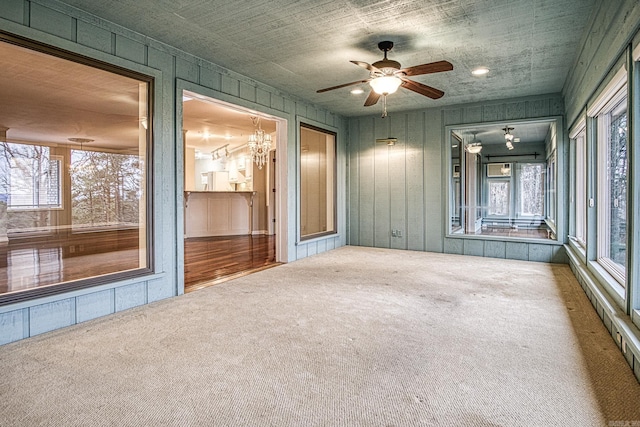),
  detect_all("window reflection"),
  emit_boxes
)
[448,120,559,240]
[0,35,151,302]
[300,124,336,240]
